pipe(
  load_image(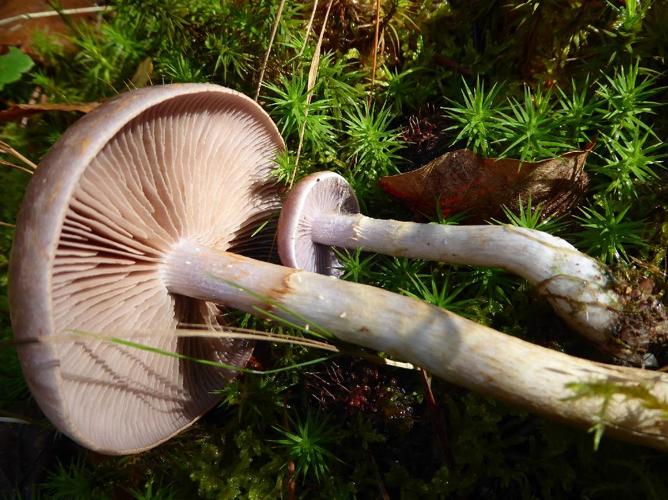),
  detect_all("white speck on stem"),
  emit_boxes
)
[339,311,347,318]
